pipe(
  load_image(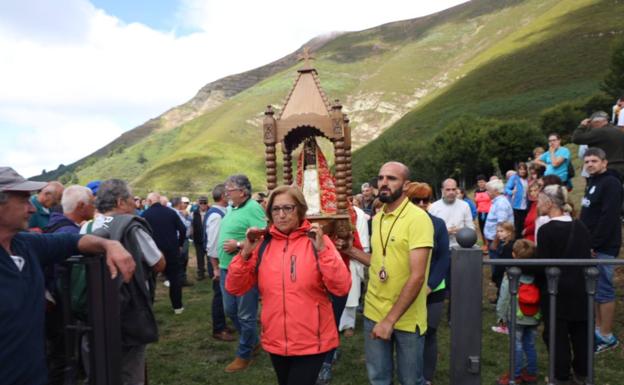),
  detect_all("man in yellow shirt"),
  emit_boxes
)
[340,161,433,385]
